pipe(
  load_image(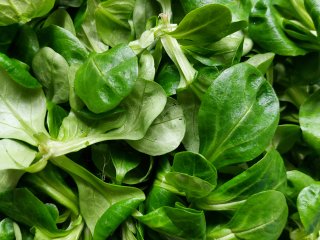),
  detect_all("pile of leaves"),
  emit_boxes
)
[0,0,320,239]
